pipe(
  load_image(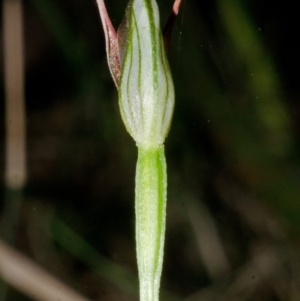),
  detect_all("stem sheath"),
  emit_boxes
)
[135,145,167,301]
